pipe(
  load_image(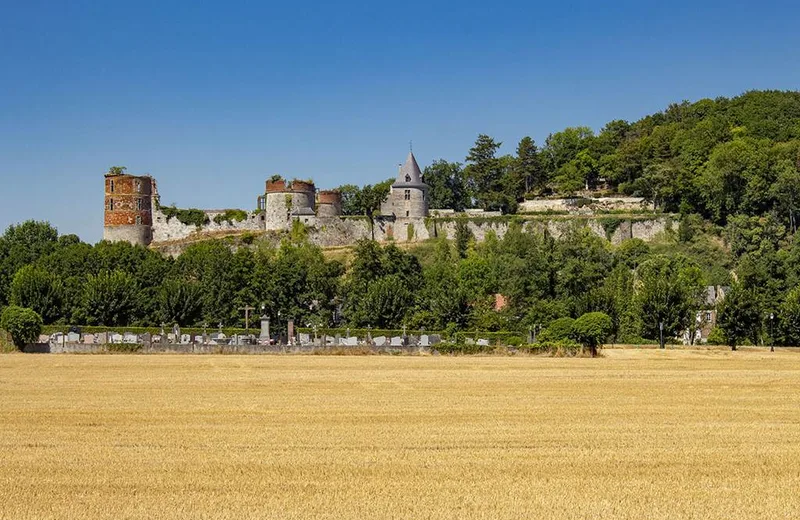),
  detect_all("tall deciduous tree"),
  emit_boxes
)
[79,270,138,326]
[423,160,467,211]
[717,284,761,350]
[634,255,704,341]
[10,265,63,324]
